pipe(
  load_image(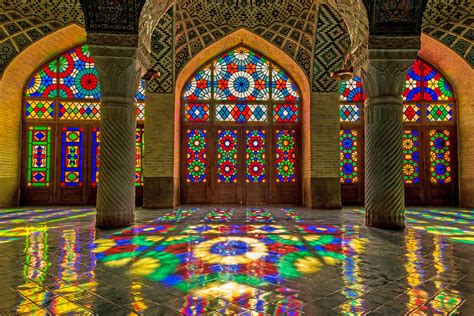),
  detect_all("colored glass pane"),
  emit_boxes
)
[58,45,100,99]
[340,77,365,102]
[136,102,145,120]
[27,126,51,187]
[271,66,300,102]
[91,128,100,187]
[430,130,451,184]
[184,103,210,122]
[246,130,266,183]
[426,104,453,122]
[339,104,360,122]
[422,63,454,101]
[135,128,144,186]
[274,104,298,122]
[217,130,238,183]
[136,80,146,101]
[58,102,100,120]
[340,130,358,183]
[403,130,420,184]
[25,60,58,97]
[60,127,84,187]
[276,130,296,183]
[183,65,212,100]
[215,104,267,122]
[214,47,270,101]
[25,101,54,119]
[186,130,207,182]
[403,104,421,122]
[402,59,422,101]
